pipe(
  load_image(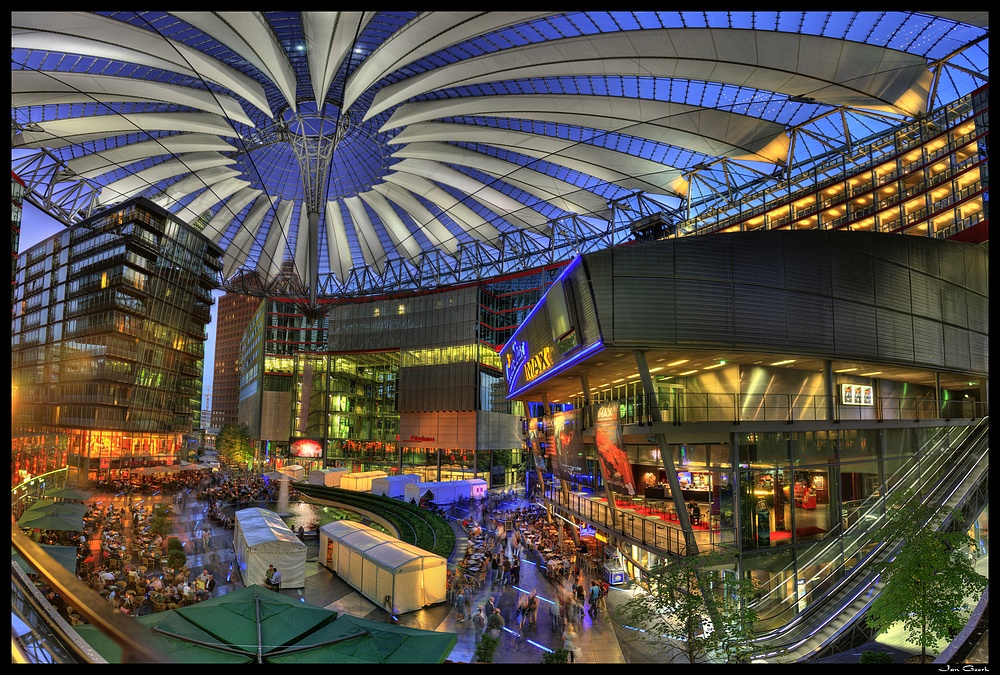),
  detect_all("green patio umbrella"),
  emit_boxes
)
[17,502,87,532]
[44,486,94,501]
[73,585,458,664]
[12,544,79,576]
